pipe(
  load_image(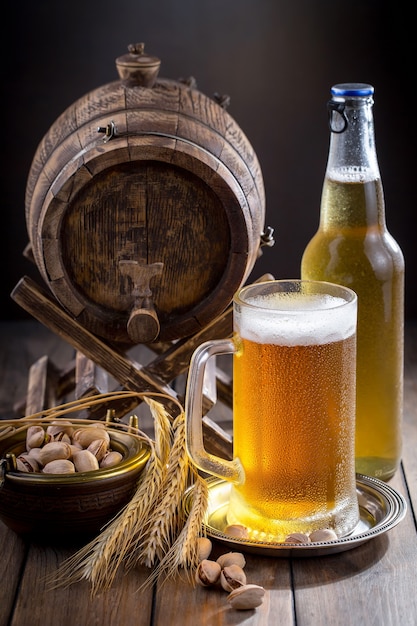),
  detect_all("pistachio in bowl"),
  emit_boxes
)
[0,420,151,543]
